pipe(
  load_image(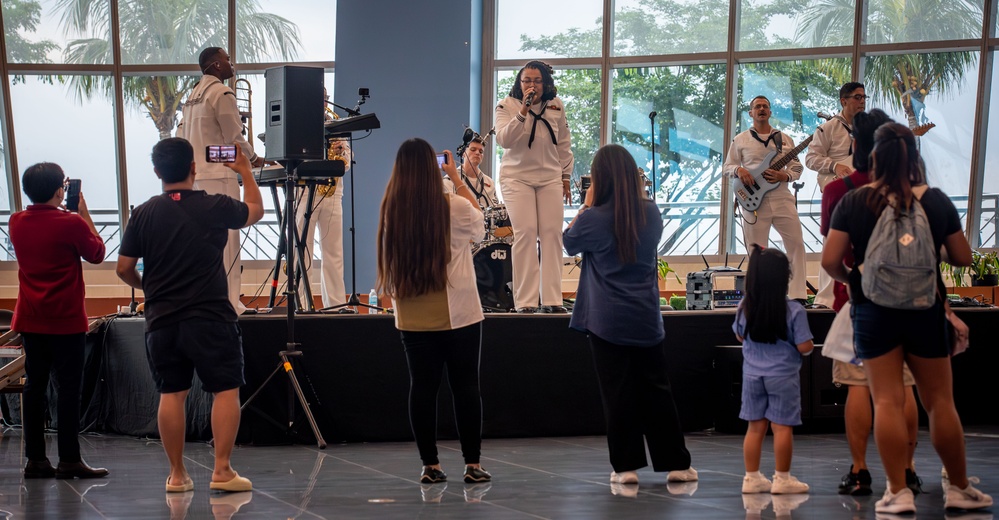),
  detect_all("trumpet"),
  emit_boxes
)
[234,78,253,140]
